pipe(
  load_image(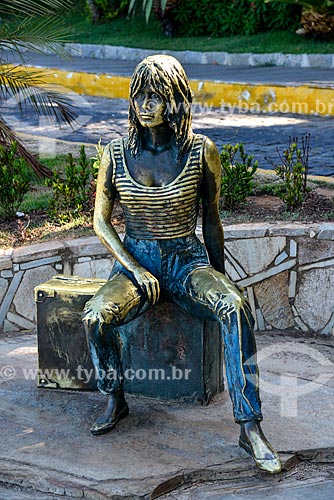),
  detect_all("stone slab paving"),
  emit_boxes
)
[162,478,334,499]
[0,331,333,498]
[0,485,75,500]
[2,94,334,176]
